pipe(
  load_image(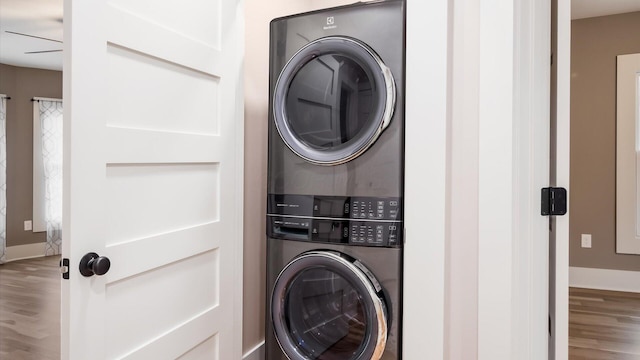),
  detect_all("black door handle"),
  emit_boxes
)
[79,252,111,277]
